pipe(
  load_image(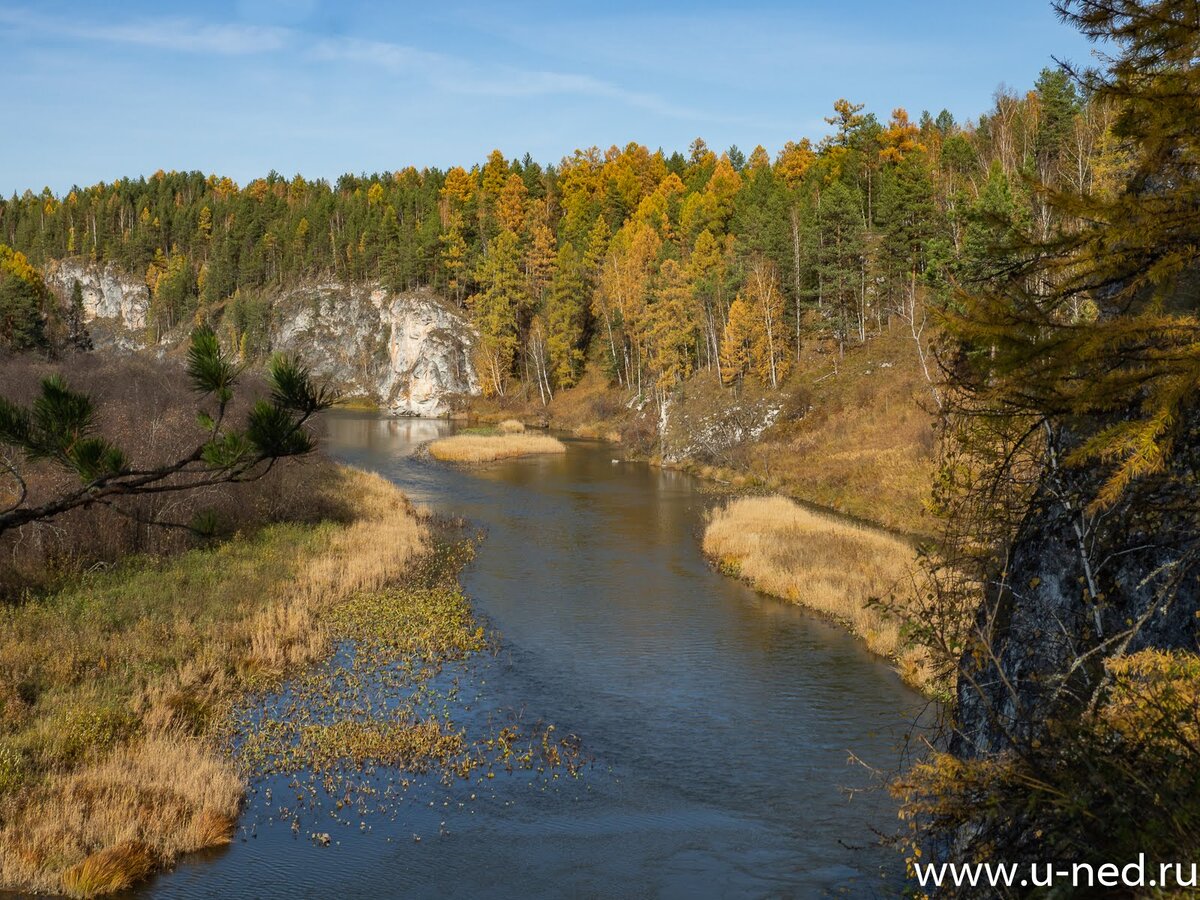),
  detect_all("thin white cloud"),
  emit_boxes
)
[311,35,707,121]
[0,7,289,55]
[0,8,717,122]
[309,35,447,72]
[90,19,288,54]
